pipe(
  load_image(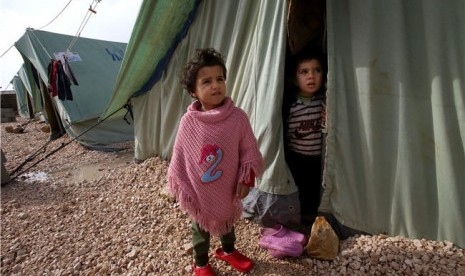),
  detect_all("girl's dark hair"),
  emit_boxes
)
[180,48,227,94]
